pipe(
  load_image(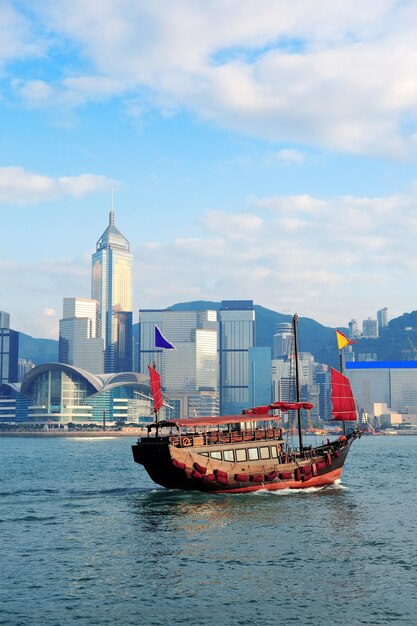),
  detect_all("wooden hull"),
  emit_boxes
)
[132,430,360,493]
